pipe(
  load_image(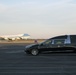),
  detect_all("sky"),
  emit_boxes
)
[0,0,76,39]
